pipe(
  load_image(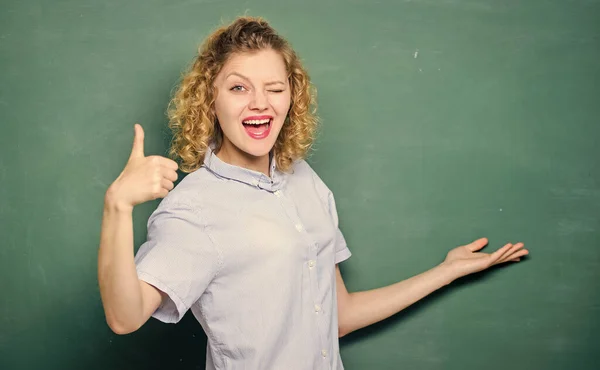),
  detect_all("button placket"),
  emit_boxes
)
[274,187,329,363]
